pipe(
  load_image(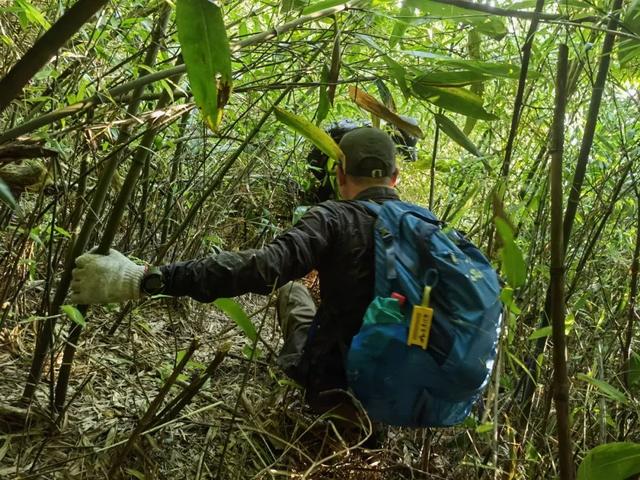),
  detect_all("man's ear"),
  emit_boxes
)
[337,164,347,186]
[390,168,399,187]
